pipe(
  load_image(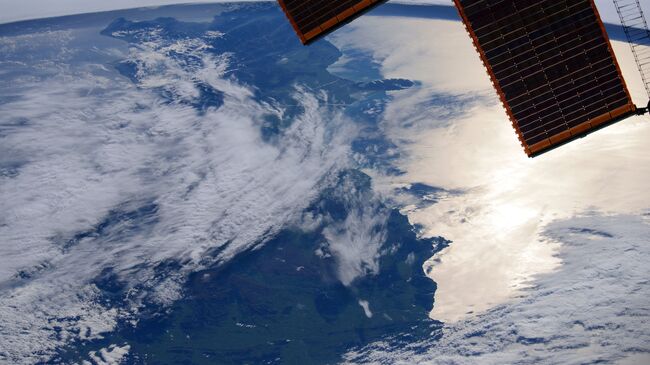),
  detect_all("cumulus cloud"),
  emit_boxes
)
[85,344,131,365]
[313,170,390,286]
